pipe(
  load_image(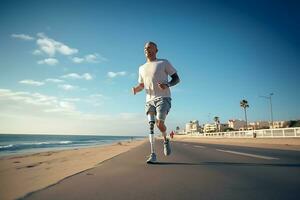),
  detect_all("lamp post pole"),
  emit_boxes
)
[269,93,274,128]
[259,93,274,128]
